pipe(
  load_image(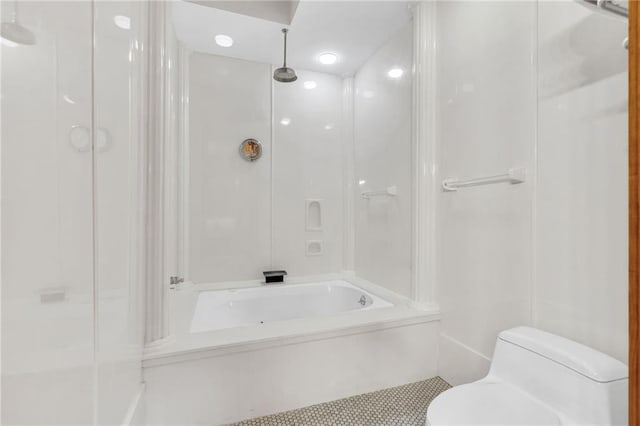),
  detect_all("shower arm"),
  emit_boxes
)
[282,28,289,67]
